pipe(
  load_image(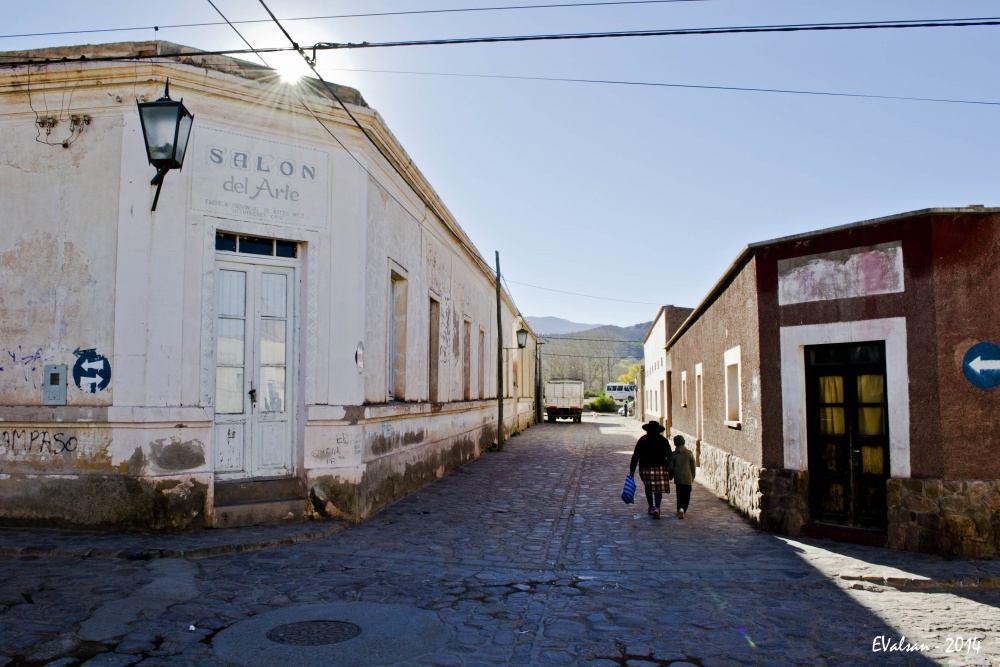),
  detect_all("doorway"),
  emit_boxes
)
[214,260,296,479]
[805,341,889,530]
